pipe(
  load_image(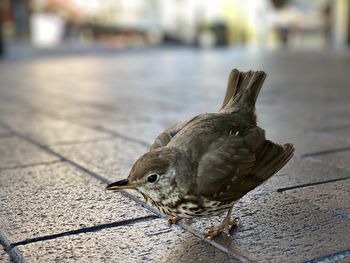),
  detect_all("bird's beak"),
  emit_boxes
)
[106,179,136,190]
